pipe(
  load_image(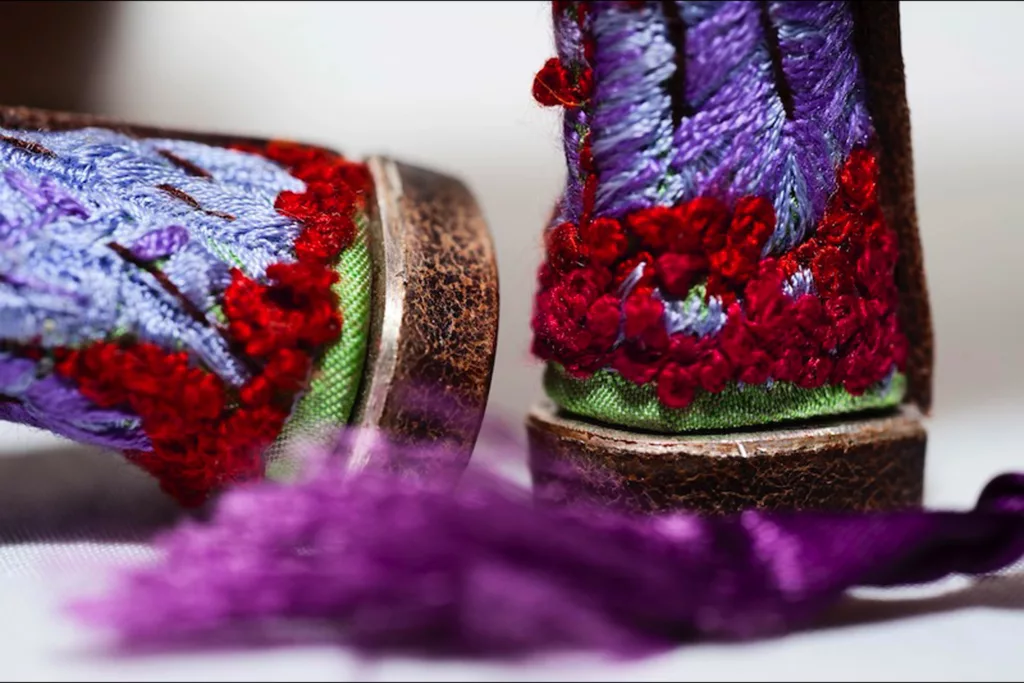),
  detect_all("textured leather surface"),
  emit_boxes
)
[852,1,934,413]
[528,402,926,514]
[362,162,500,478]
